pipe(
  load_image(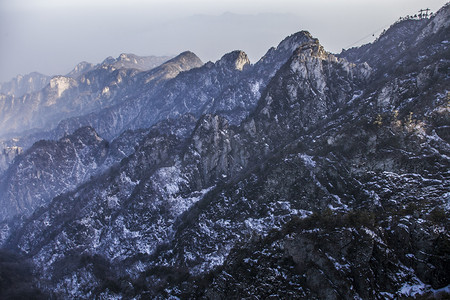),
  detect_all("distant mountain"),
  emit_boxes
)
[0,115,197,222]
[0,54,173,98]
[49,31,317,142]
[0,72,50,98]
[0,32,315,178]
[100,53,173,72]
[0,52,199,139]
[0,53,179,178]
[0,4,449,299]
